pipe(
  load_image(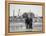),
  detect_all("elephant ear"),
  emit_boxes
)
[22,12,28,18]
[30,12,35,18]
